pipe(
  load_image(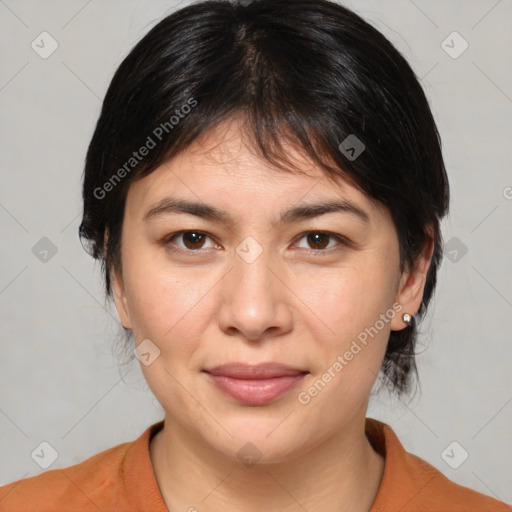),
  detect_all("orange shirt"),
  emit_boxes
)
[1,418,510,511]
